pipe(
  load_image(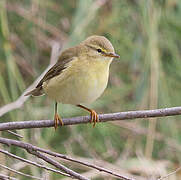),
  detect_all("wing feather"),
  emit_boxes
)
[36,47,78,88]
